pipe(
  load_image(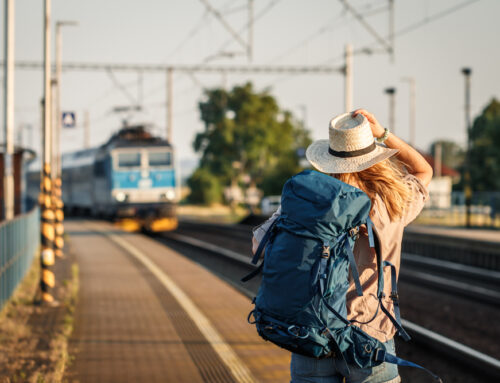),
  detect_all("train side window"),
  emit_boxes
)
[117,152,141,168]
[149,152,171,167]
